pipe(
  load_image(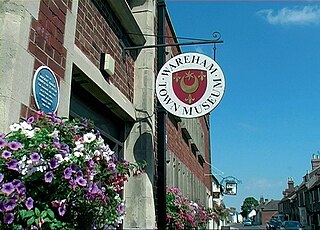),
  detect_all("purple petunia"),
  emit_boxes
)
[27,116,35,124]
[53,138,61,149]
[0,173,3,183]
[7,141,22,151]
[2,150,11,159]
[0,138,7,148]
[58,204,66,216]
[87,159,95,168]
[30,152,40,162]
[0,201,5,212]
[64,167,72,180]
[12,179,22,187]
[71,163,78,172]
[6,159,19,171]
[45,171,54,183]
[48,158,59,169]
[108,162,116,171]
[3,212,14,224]
[16,184,26,195]
[89,183,100,195]
[0,133,5,139]
[25,197,34,210]
[76,176,87,187]
[4,199,16,211]
[117,203,125,215]
[60,144,70,155]
[1,182,15,195]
